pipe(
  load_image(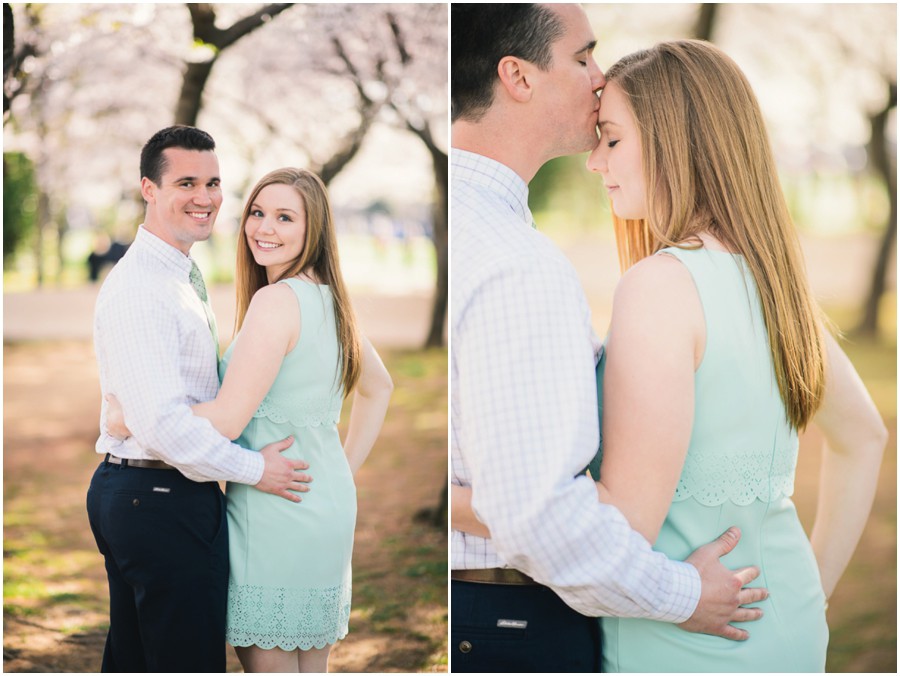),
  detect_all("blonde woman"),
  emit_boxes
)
[453,40,885,672]
[109,168,393,672]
